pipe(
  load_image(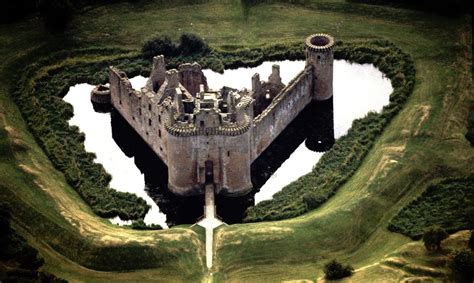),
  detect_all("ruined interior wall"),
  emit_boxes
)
[178,63,208,97]
[252,66,313,160]
[109,68,169,165]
